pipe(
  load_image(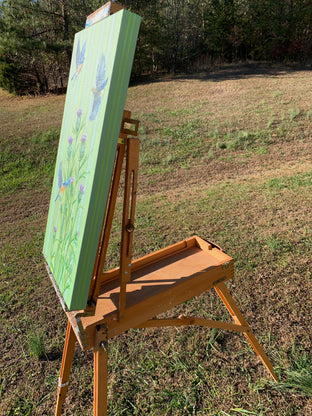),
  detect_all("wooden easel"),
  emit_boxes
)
[54,110,278,416]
